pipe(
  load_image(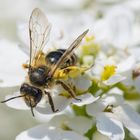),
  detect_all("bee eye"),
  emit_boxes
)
[20,83,29,93]
[22,83,29,88]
